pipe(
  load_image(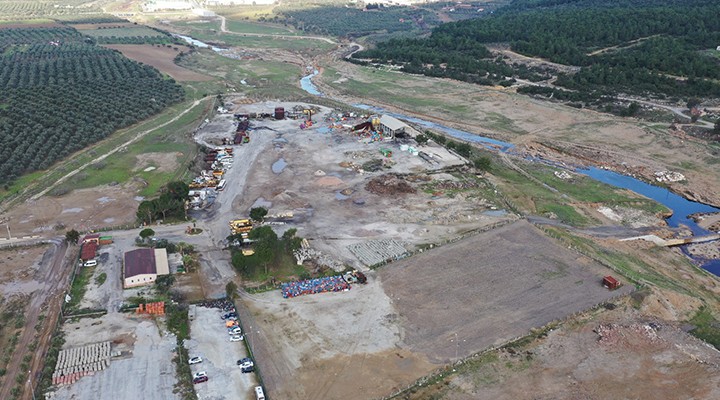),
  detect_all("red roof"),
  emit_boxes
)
[124,248,157,278]
[82,233,101,243]
[80,242,97,261]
